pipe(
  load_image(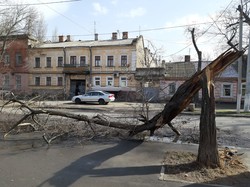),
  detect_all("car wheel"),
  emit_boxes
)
[75,98,81,104]
[98,99,105,105]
